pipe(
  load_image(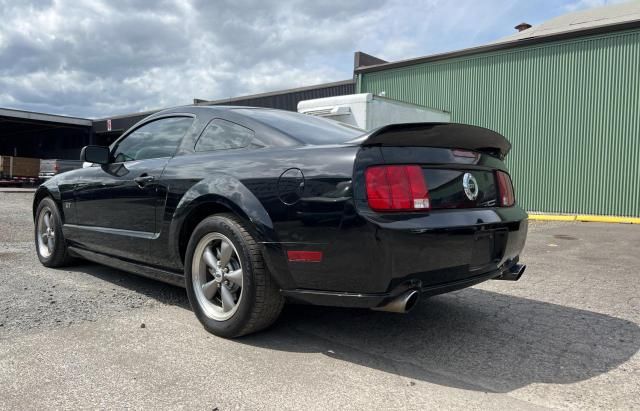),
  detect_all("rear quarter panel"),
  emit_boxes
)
[152,145,360,290]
